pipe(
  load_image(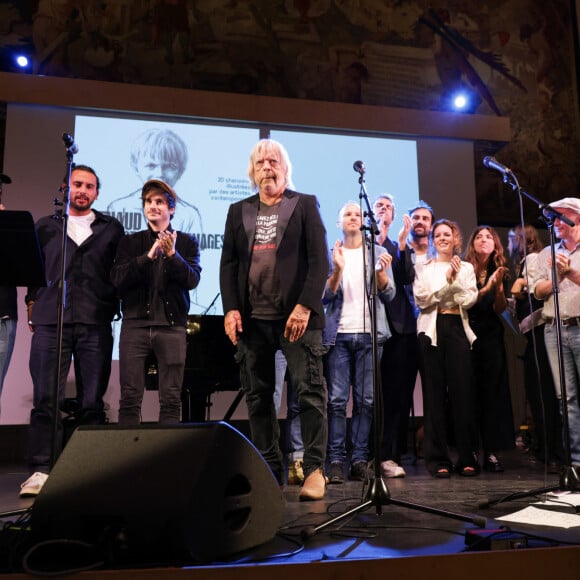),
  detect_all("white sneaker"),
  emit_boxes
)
[19,472,49,497]
[381,460,406,478]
